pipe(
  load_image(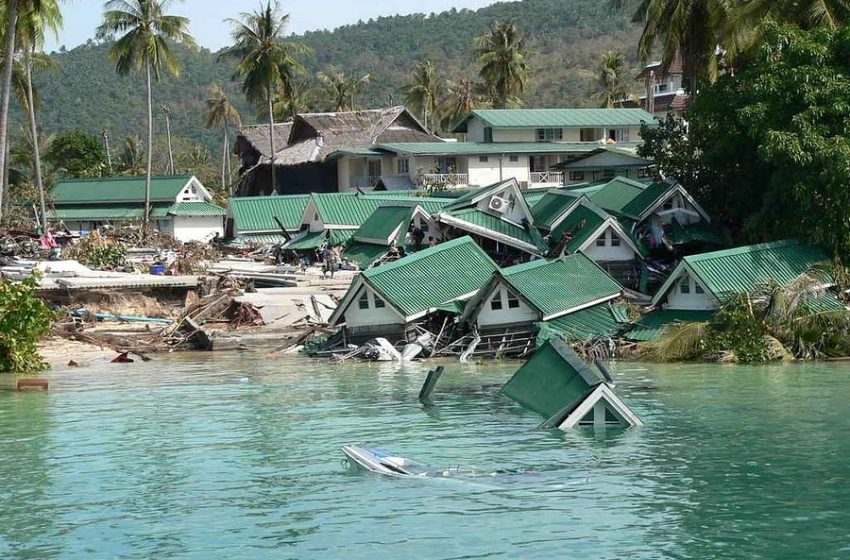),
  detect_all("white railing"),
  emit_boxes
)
[352,176,381,189]
[530,171,564,185]
[417,173,469,187]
